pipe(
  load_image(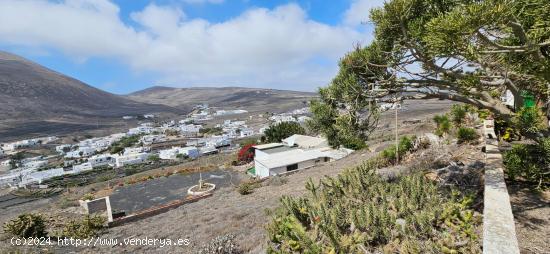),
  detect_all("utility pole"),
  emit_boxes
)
[395,101,399,164]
